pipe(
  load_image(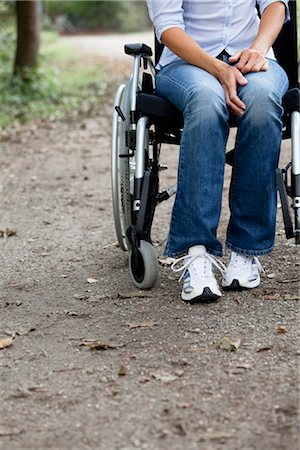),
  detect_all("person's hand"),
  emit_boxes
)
[216,63,248,116]
[229,48,268,74]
